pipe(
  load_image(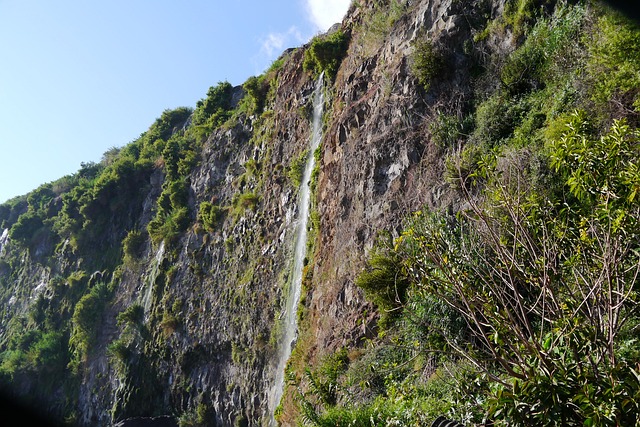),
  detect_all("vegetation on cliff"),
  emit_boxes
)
[0,0,639,426]
[0,59,284,423]
[291,1,640,426]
